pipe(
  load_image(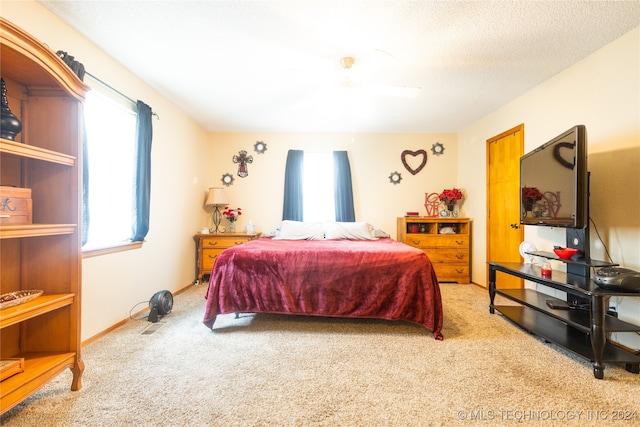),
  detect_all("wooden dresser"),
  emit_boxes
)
[194,232,261,283]
[397,217,472,283]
